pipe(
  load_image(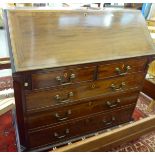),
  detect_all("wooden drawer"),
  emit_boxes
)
[98,57,147,79]
[28,104,135,149]
[31,66,96,90]
[27,90,139,129]
[26,73,144,110]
